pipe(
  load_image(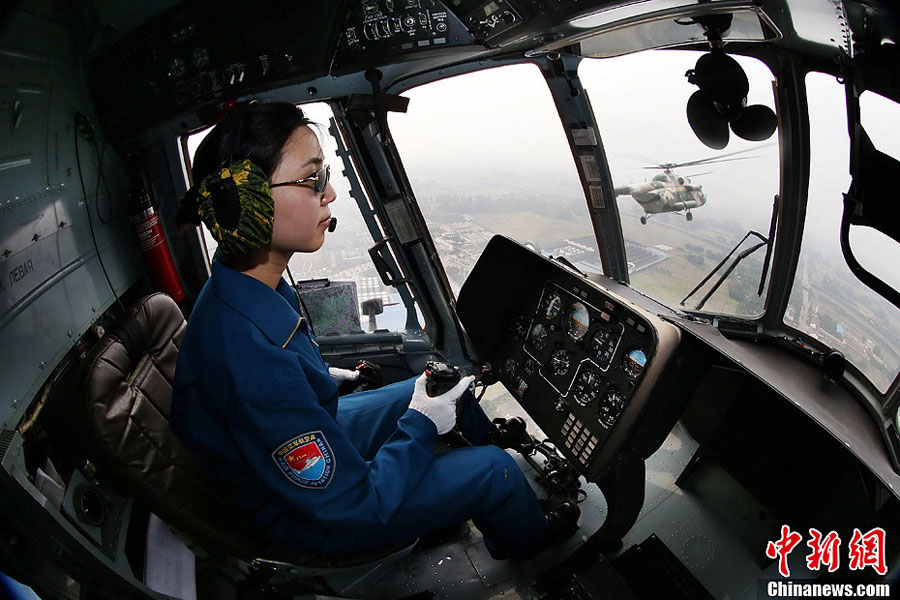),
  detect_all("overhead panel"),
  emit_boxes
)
[331,0,477,72]
[87,0,346,143]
